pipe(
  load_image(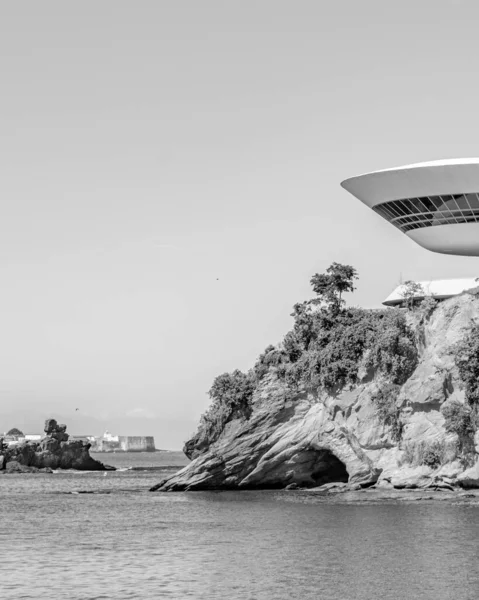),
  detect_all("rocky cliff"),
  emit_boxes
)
[0,419,114,473]
[152,293,479,491]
